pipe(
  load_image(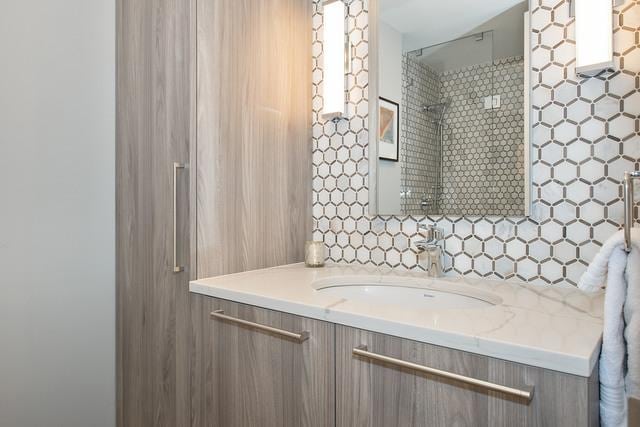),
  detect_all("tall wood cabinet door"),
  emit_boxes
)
[196,0,312,279]
[190,295,335,427]
[116,0,194,425]
[335,325,597,427]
